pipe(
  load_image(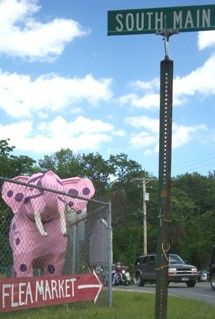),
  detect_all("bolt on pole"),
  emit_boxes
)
[155,32,174,319]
